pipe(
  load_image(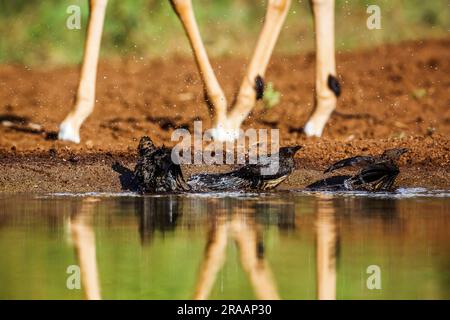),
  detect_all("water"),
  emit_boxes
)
[0,190,449,300]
